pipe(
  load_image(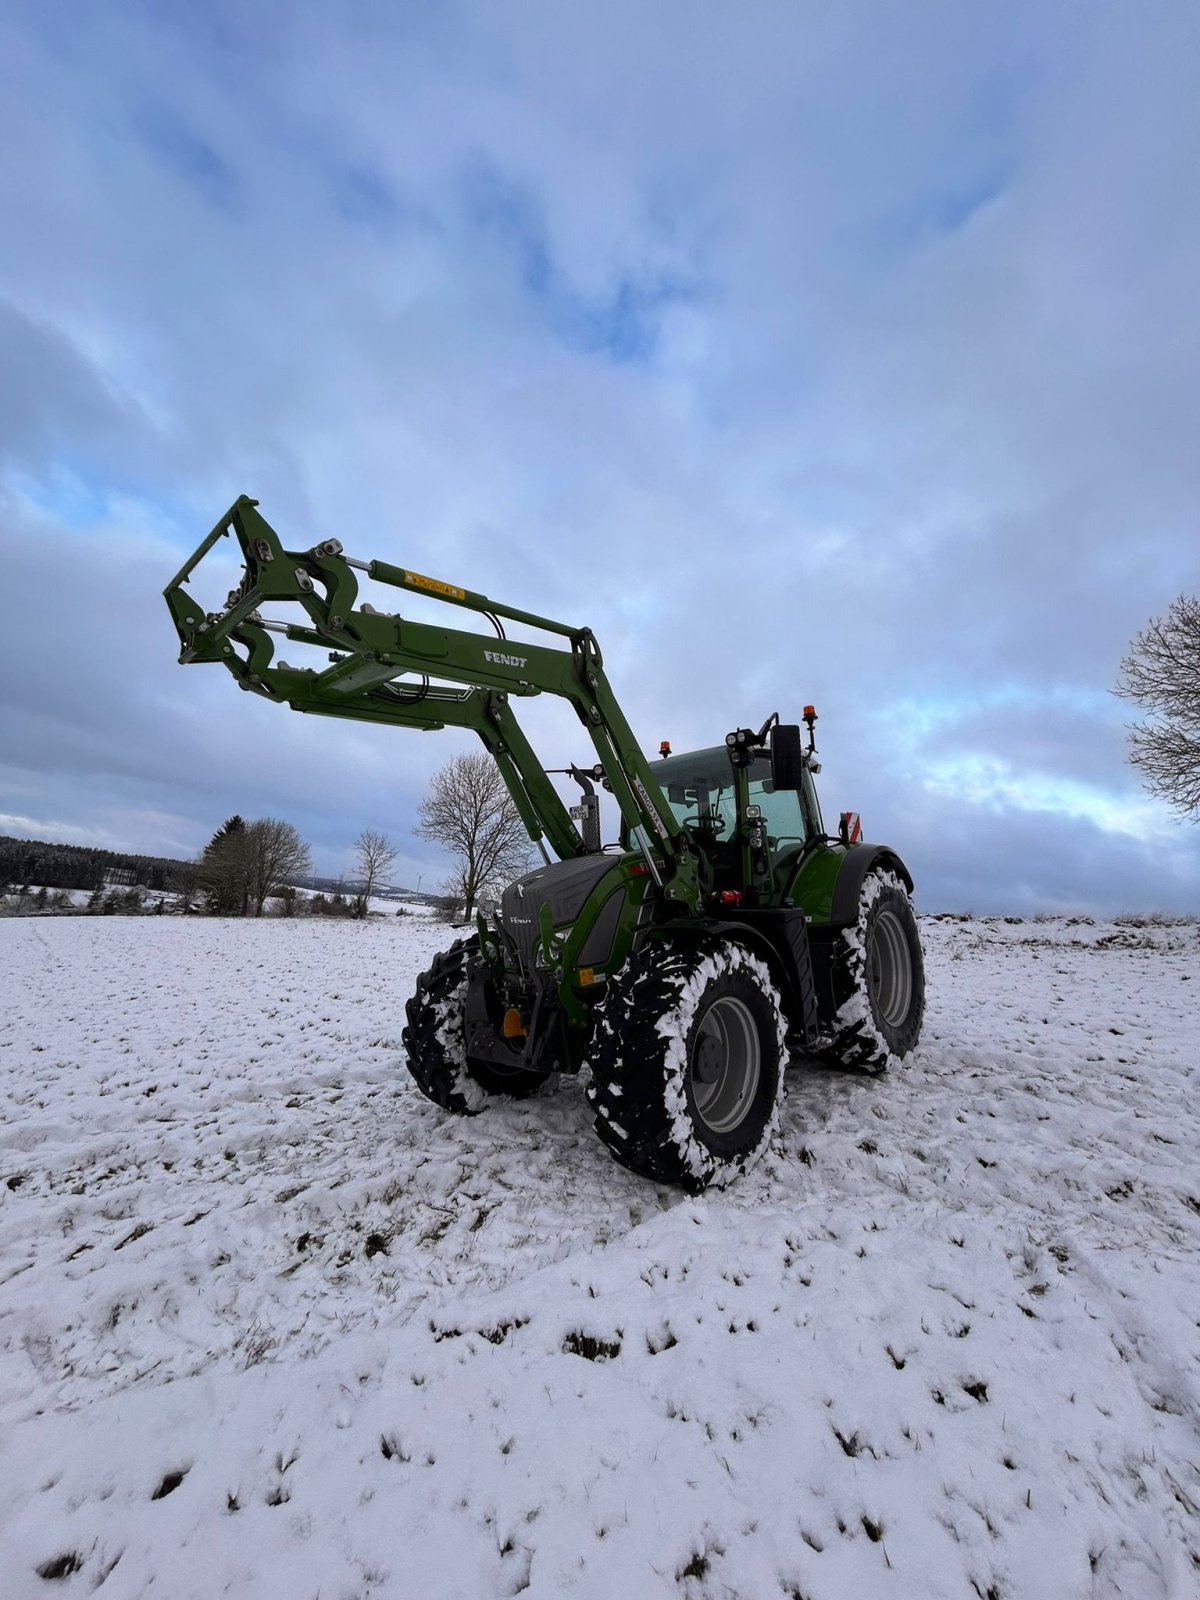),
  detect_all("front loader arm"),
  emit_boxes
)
[165,497,697,904]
